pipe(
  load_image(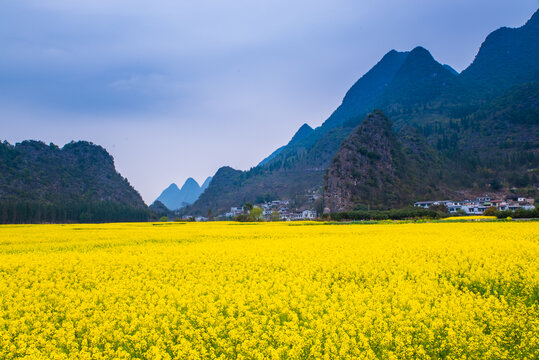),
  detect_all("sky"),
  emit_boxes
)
[1,0,538,204]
